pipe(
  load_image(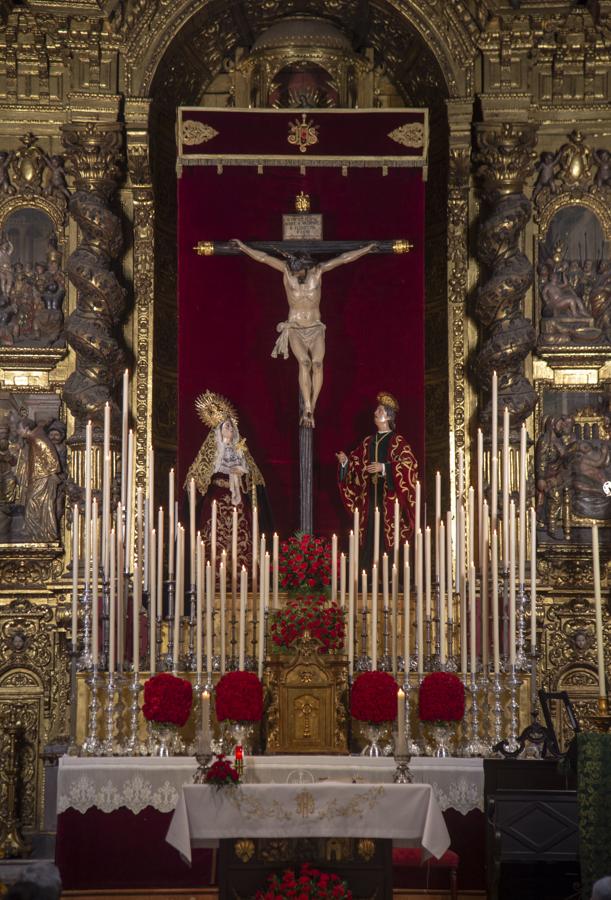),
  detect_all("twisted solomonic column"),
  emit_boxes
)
[61,122,126,438]
[474,123,538,429]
